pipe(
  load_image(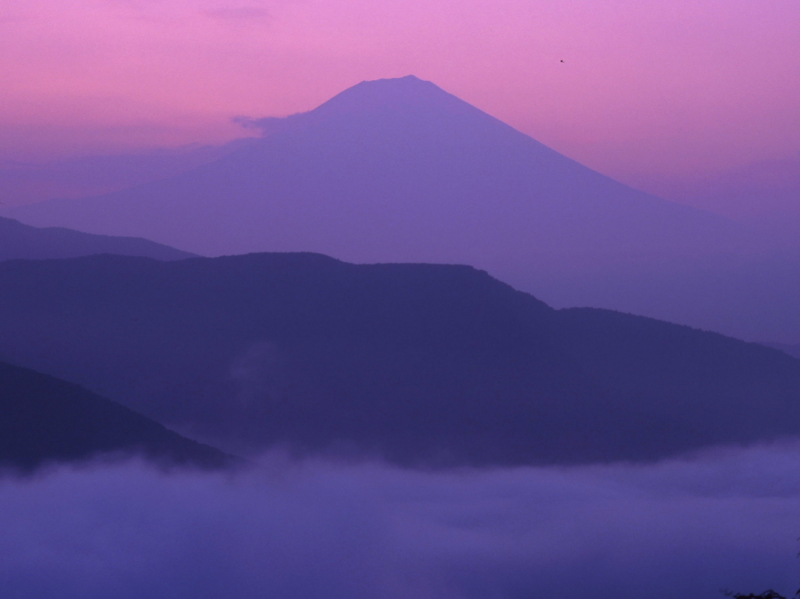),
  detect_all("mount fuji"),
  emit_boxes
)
[8,76,797,341]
